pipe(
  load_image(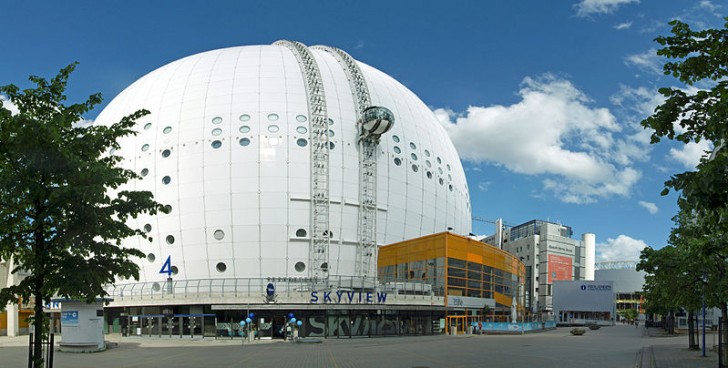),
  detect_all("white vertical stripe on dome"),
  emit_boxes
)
[273,40,330,280]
